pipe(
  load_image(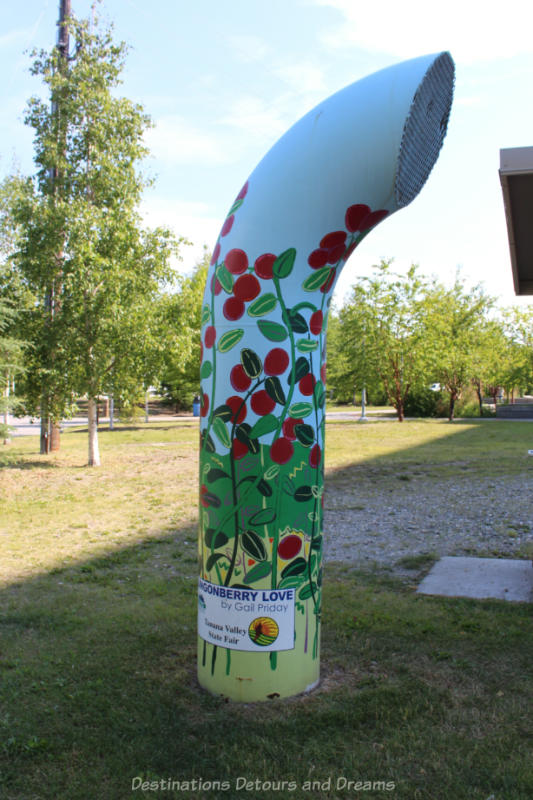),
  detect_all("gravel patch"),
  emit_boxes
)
[323,473,533,573]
